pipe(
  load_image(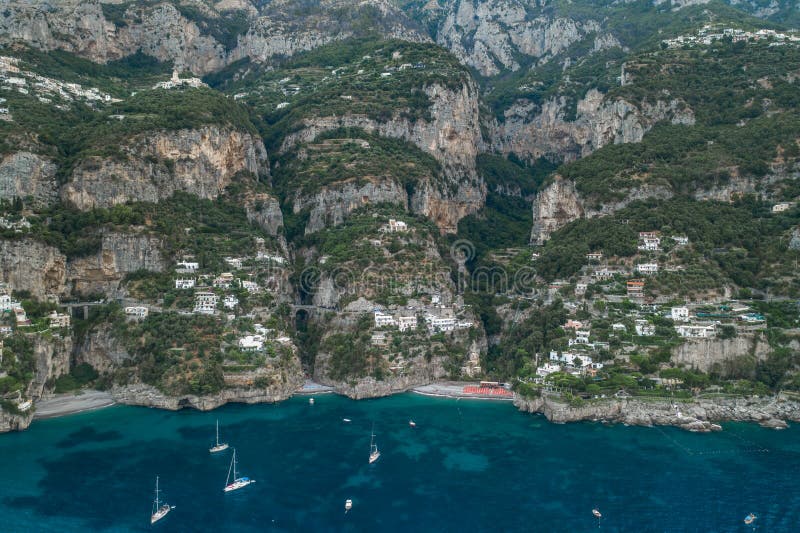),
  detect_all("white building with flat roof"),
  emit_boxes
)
[176,261,199,272]
[636,262,659,275]
[374,311,396,328]
[675,324,716,338]
[670,307,690,322]
[194,292,218,314]
[175,278,195,289]
[635,319,655,336]
[238,335,264,351]
[398,315,417,332]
